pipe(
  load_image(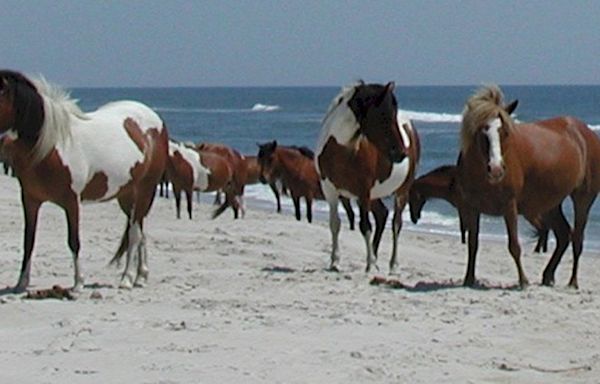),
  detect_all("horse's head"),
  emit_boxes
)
[461,85,518,184]
[257,140,279,183]
[408,187,425,224]
[348,81,404,164]
[0,71,44,141]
